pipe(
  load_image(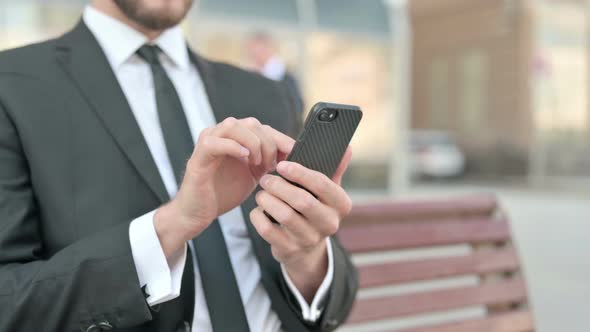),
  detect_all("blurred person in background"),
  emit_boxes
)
[0,0,357,331]
[245,32,304,115]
